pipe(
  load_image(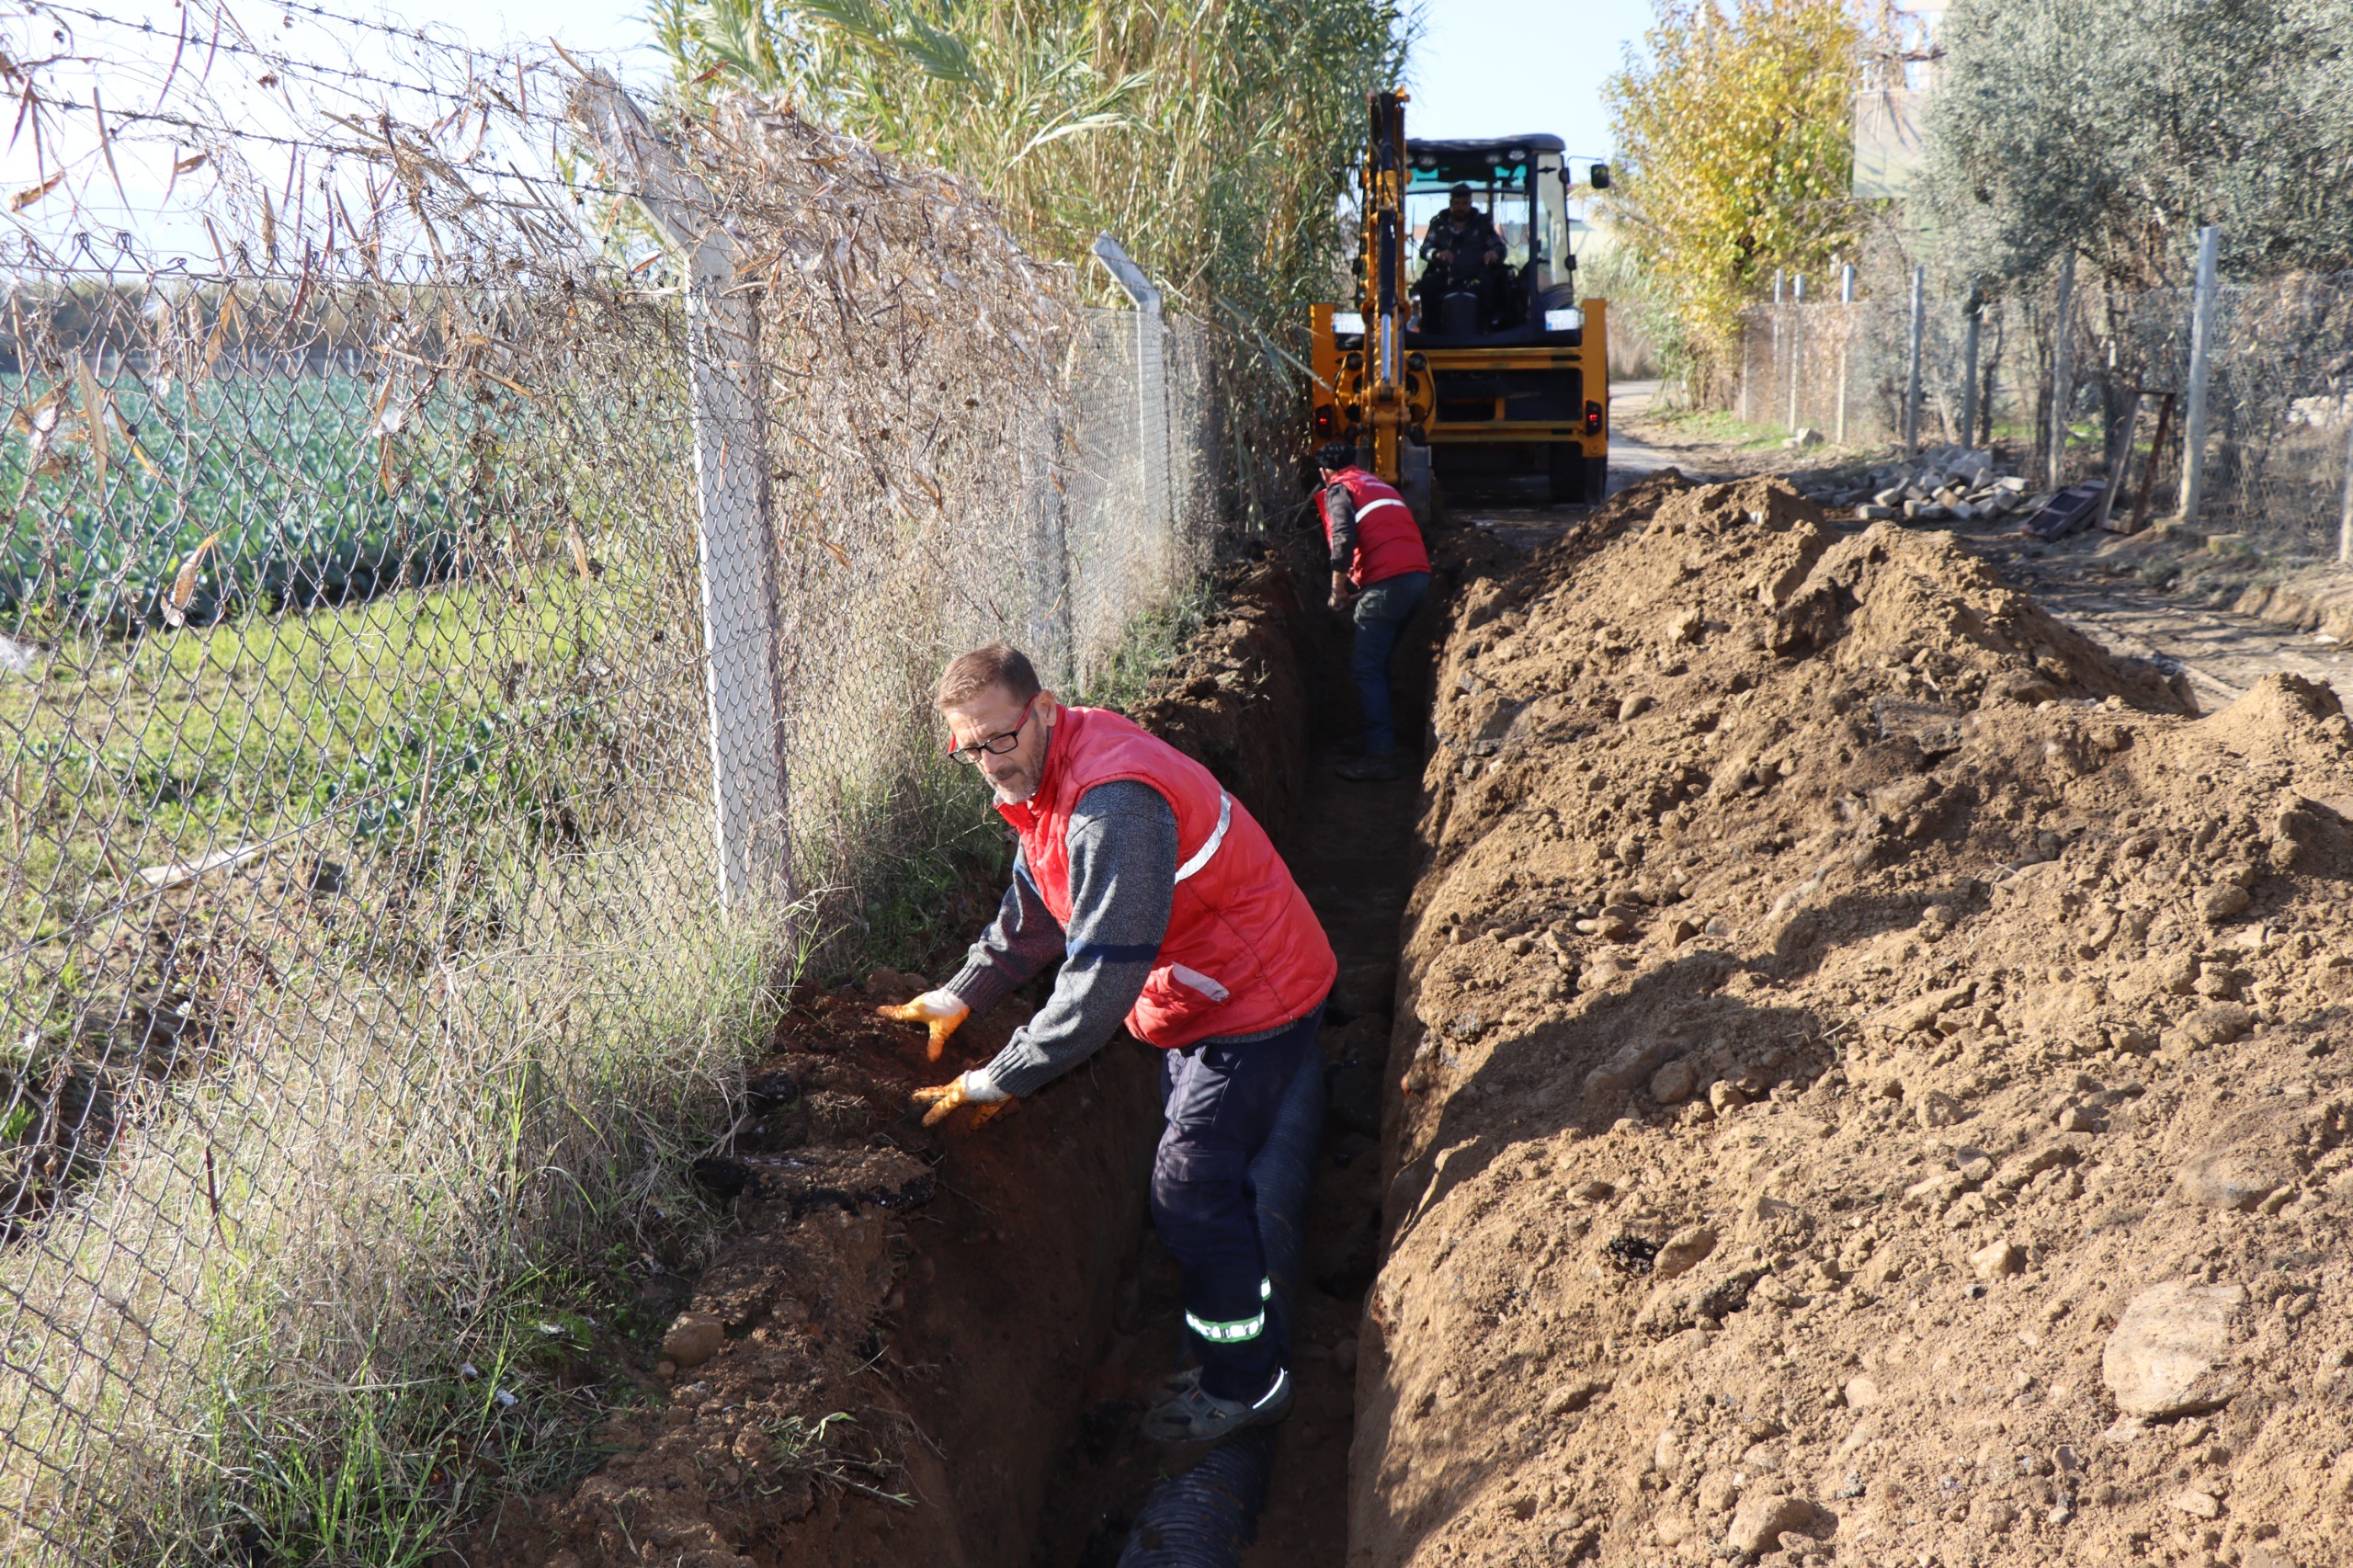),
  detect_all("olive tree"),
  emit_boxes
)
[1919,0,2353,291]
